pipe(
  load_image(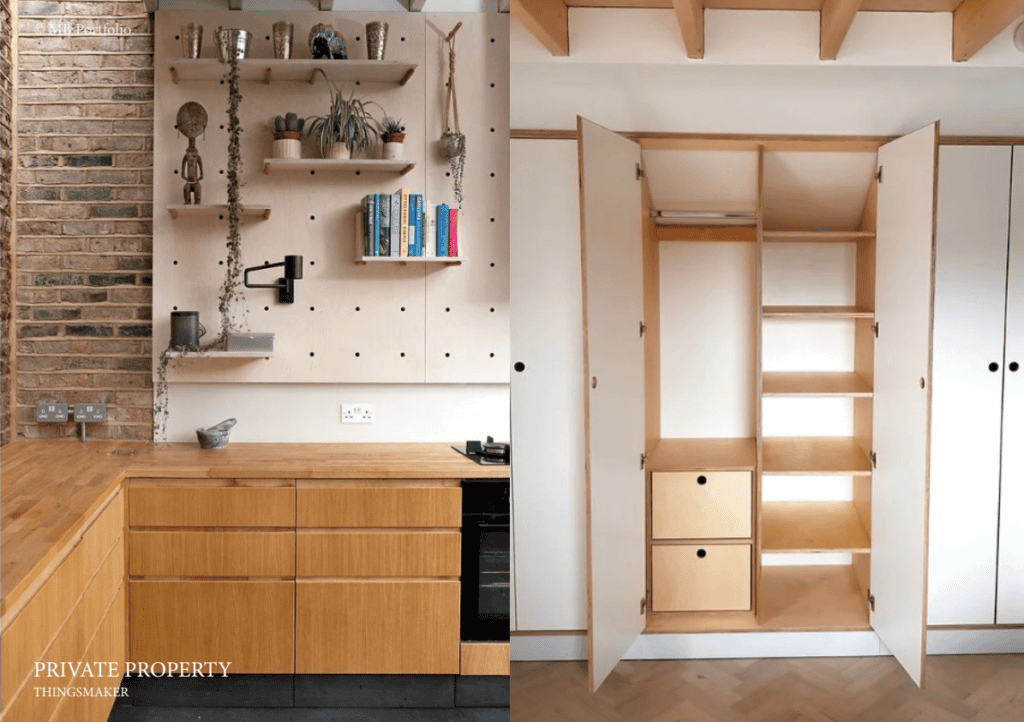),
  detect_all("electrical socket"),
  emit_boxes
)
[341,403,375,424]
[74,403,107,422]
[36,402,69,423]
